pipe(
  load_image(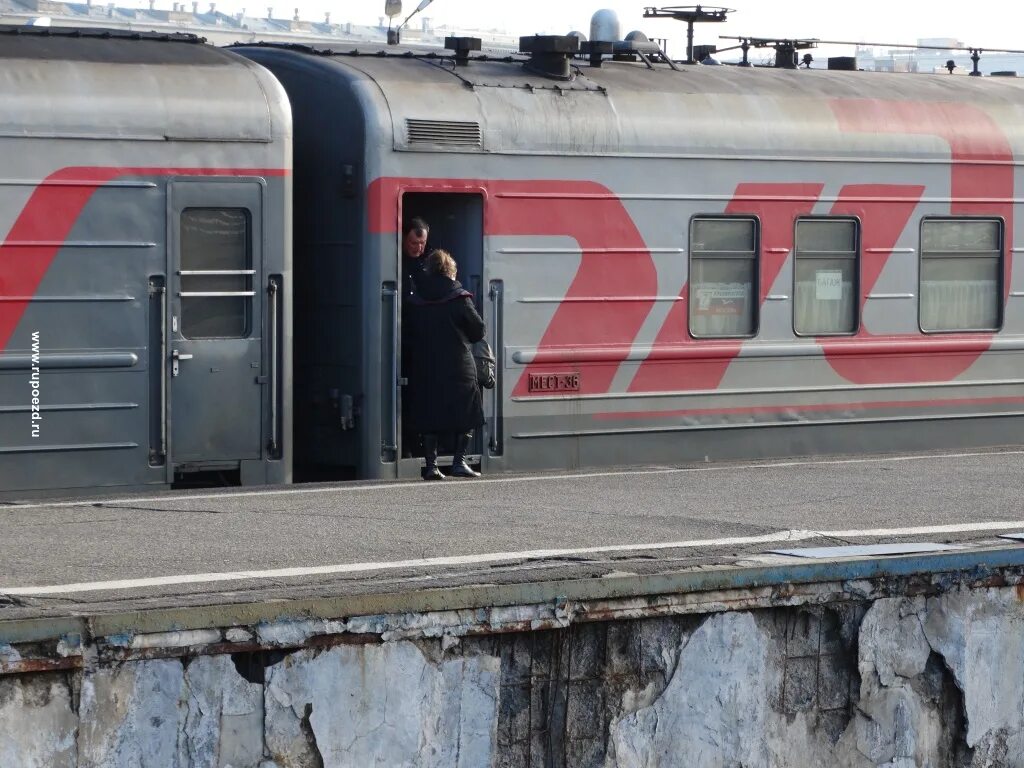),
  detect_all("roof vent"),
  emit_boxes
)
[828,56,857,71]
[519,34,579,80]
[614,37,659,56]
[610,36,680,71]
[991,70,1018,77]
[405,119,482,148]
[444,36,481,66]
